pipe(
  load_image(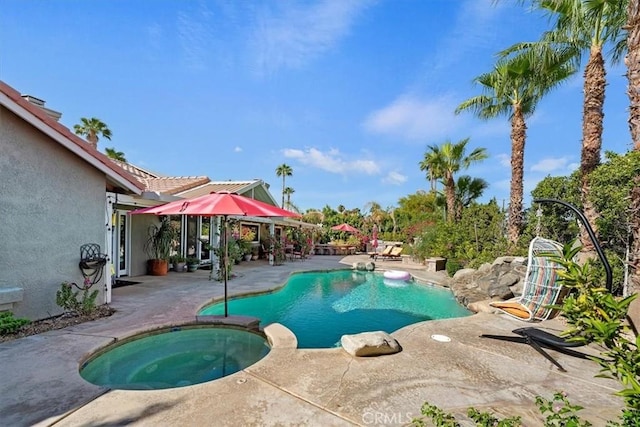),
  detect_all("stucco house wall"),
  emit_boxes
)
[129,214,159,277]
[0,106,106,320]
